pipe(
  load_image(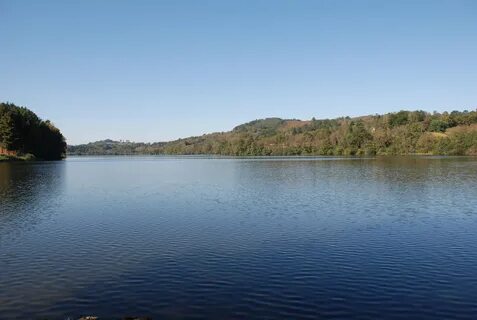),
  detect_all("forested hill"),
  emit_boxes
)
[67,139,166,155]
[0,103,66,160]
[68,109,477,156]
